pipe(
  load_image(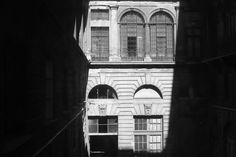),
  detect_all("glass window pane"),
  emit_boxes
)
[120,11,145,60]
[108,125,117,132]
[143,143,147,150]
[143,135,147,142]
[91,27,109,60]
[89,119,98,125]
[135,135,147,152]
[143,123,147,130]
[108,118,117,124]
[157,135,161,142]
[135,143,138,150]
[88,119,98,133]
[150,12,174,59]
[99,124,107,133]
[89,125,97,133]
